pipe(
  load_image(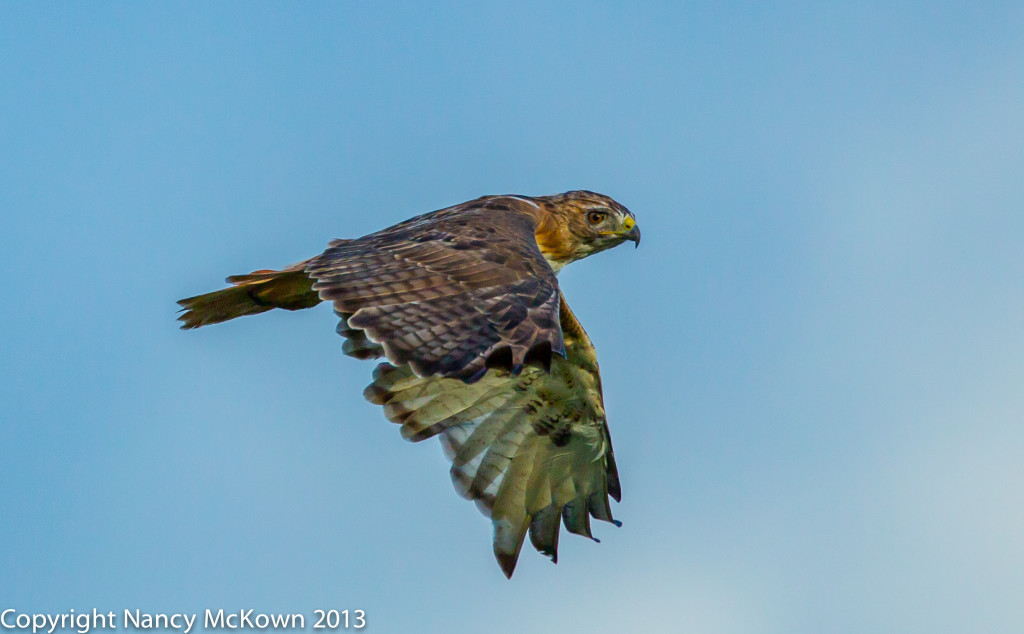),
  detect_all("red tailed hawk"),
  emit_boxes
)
[178,190,640,577]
